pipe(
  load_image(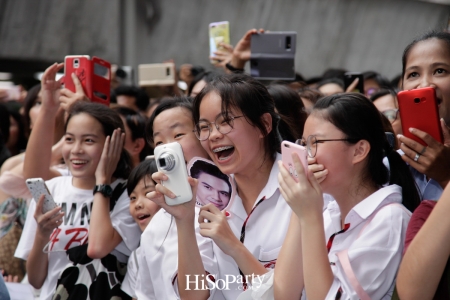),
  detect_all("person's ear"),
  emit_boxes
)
[259,113,273,138]
[352,139,371,164]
